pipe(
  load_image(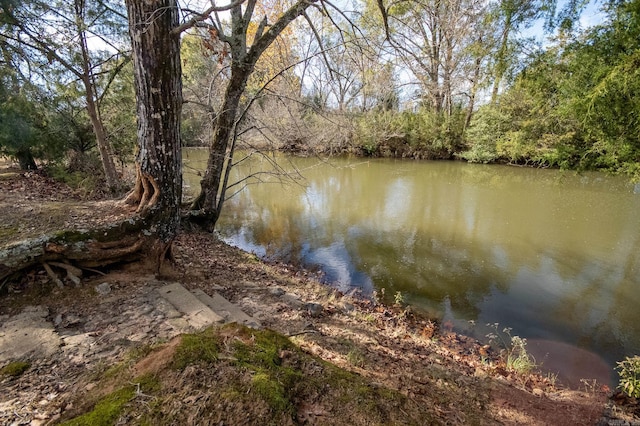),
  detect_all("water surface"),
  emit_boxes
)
[184,149,640,385]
